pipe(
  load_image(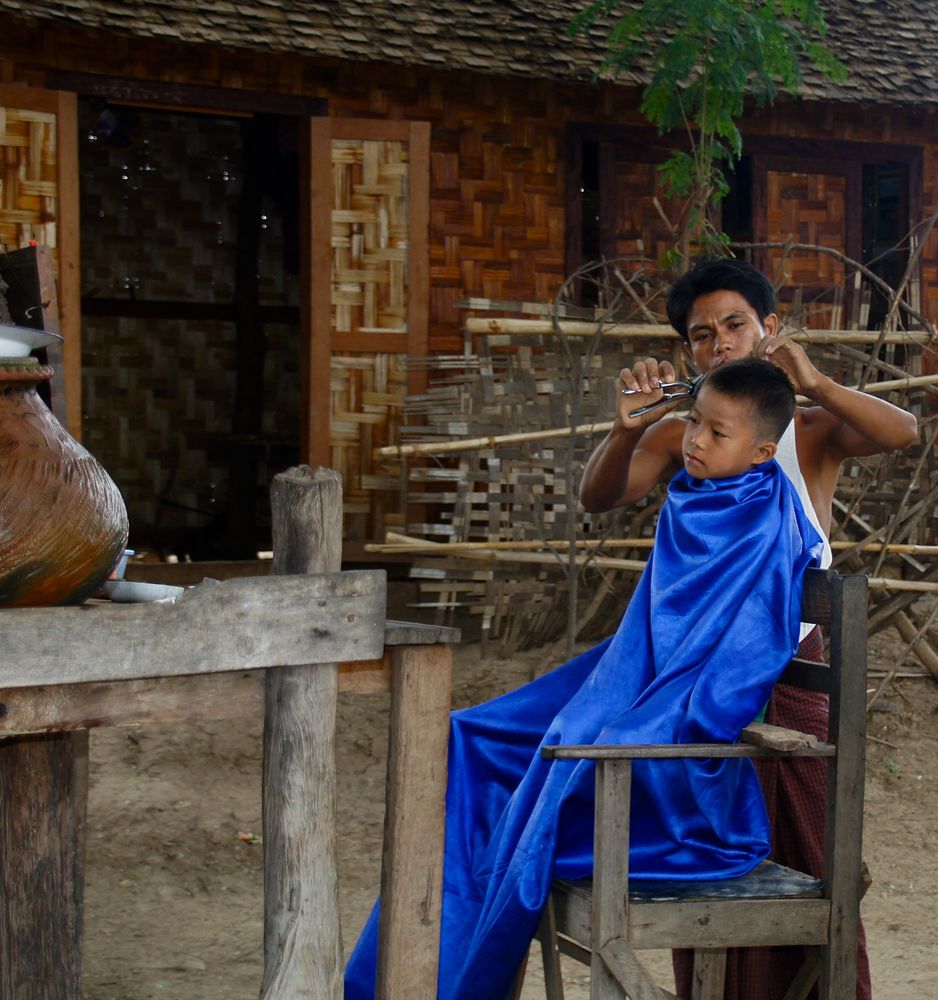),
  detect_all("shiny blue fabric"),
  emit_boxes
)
[345,461,823,1000]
